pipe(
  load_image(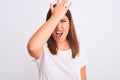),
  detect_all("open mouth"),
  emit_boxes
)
[56,31,63,38]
